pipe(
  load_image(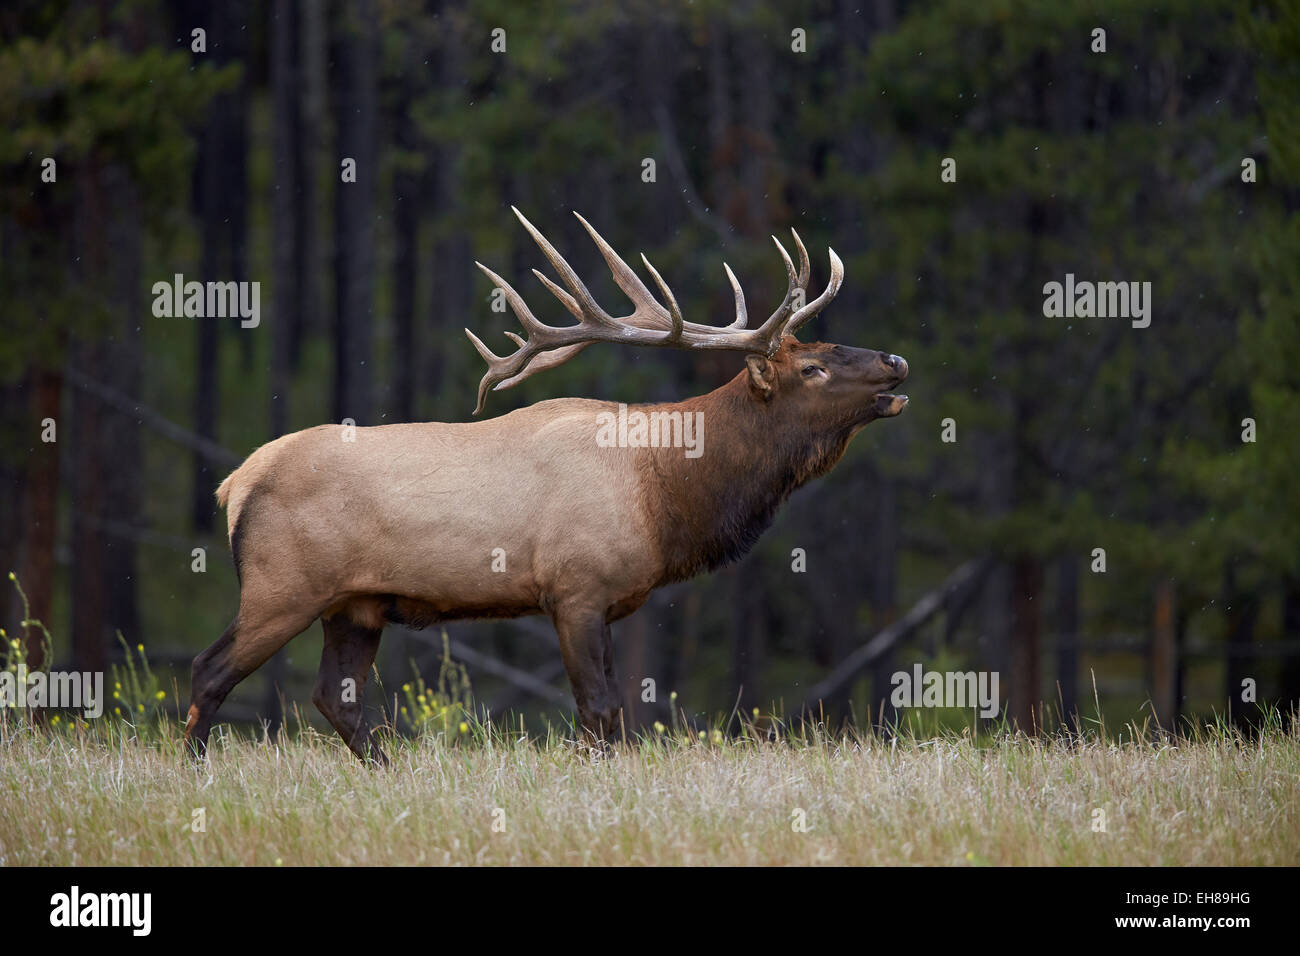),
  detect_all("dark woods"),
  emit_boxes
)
[1,0,1297,736]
